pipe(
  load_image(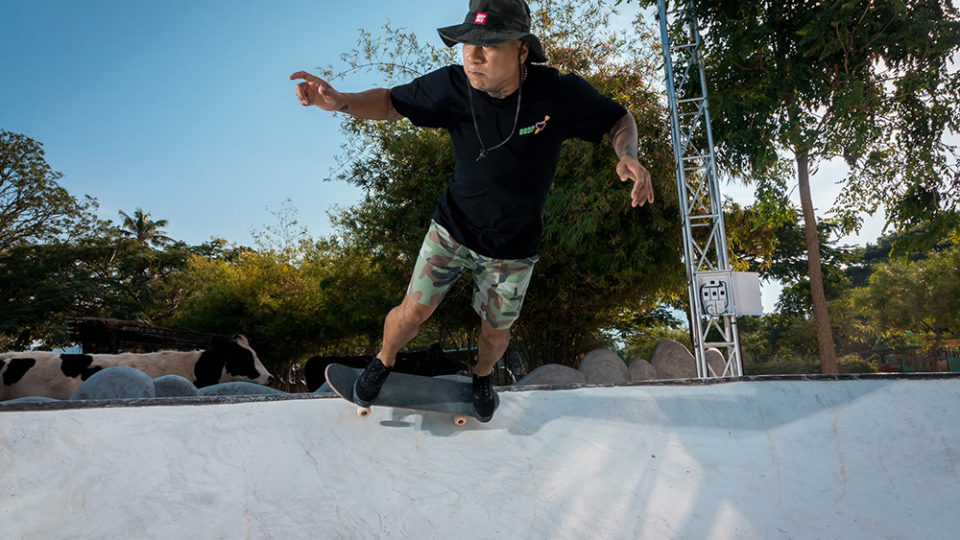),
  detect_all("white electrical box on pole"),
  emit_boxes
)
[655,0,761,377]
